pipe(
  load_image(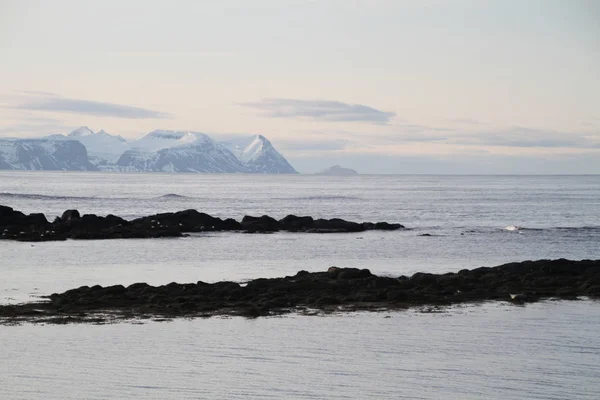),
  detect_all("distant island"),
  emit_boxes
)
[316,165,359,176]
